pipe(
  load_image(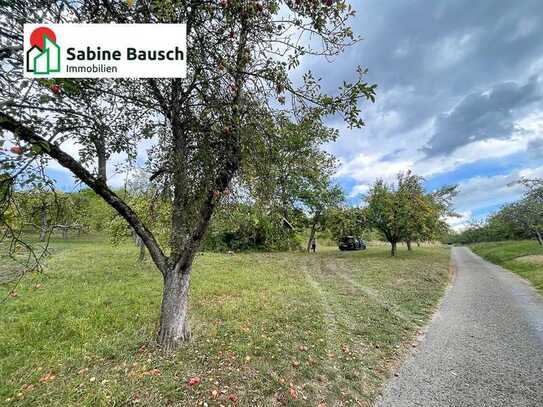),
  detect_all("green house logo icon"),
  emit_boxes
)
[26,27,60,75]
